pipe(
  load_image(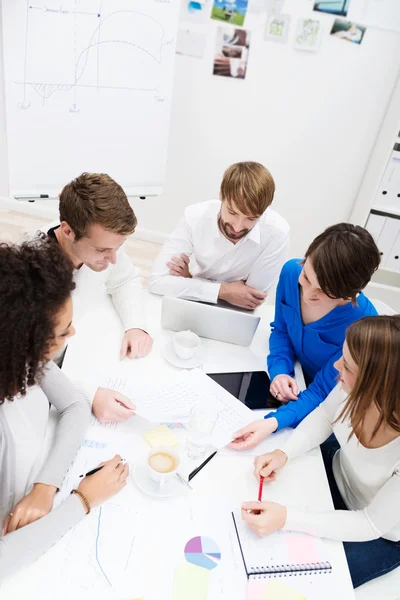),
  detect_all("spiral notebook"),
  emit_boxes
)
[232,512,332,581]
